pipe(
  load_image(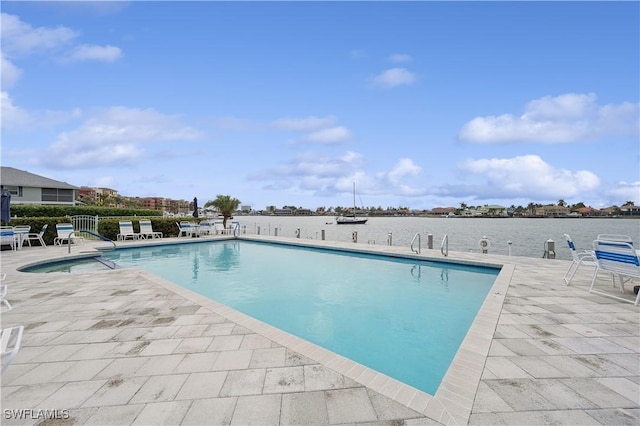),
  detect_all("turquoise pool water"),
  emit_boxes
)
[98,240,499,395]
